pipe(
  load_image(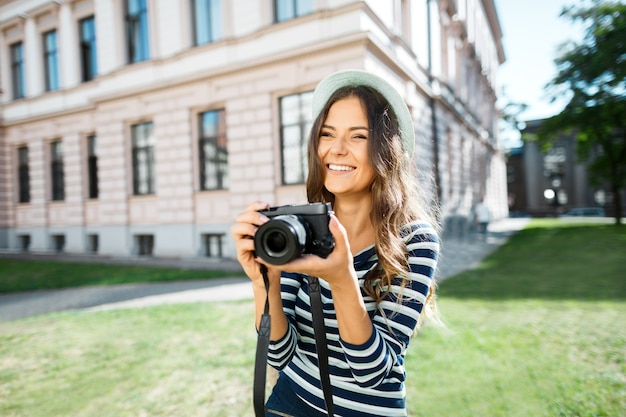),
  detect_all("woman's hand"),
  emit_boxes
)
[275,213,372,345]
[232,202,289,338]
[230,201,278,285]
[272,214,357,287]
